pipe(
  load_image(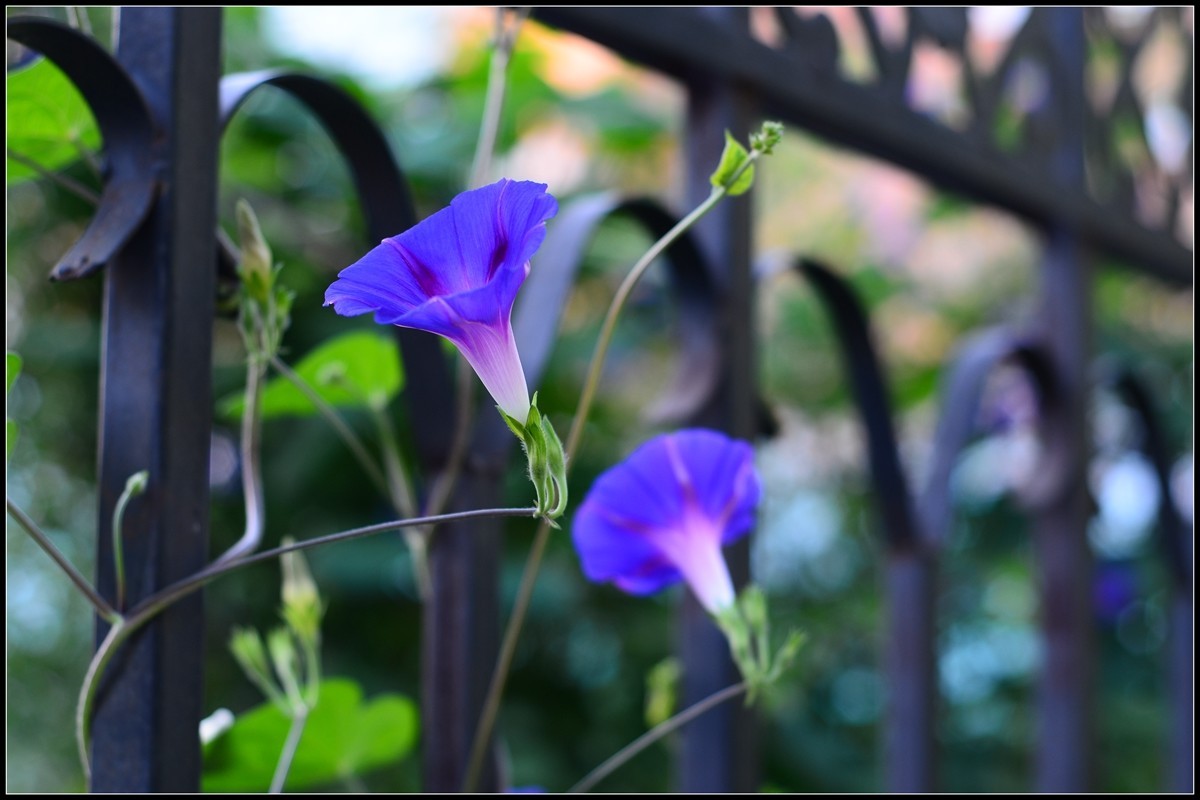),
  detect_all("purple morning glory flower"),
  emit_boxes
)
[572,429,761,614]
[324,179,558,425]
